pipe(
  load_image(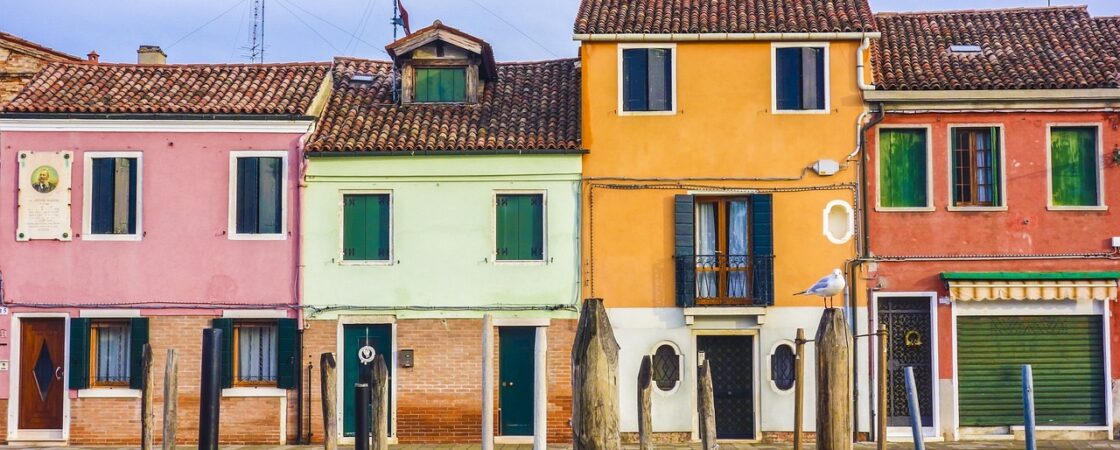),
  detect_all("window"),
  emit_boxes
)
[495,193,544,261]
[343,194,391,261]
[879,129,930,208]
[234,322,278,386]
[621,47,673,112]
[770,343,796,391]
[823,200,853,244]
[1050,126,1101,208]
[414,67,466,103]
[695,197,750,303]
[231,154,285,237]
[83,153,141,240]
[774,45,827,111]
[951,127,1002,207]
[90,321,131,387]
[650,344,680,392]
